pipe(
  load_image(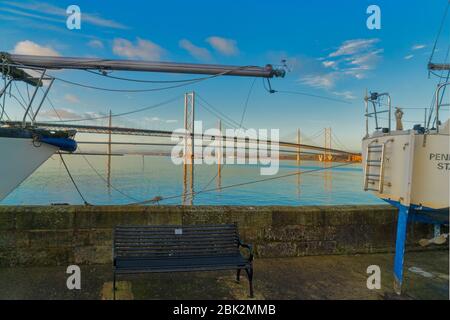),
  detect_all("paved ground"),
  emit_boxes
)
[0,250,447,300]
